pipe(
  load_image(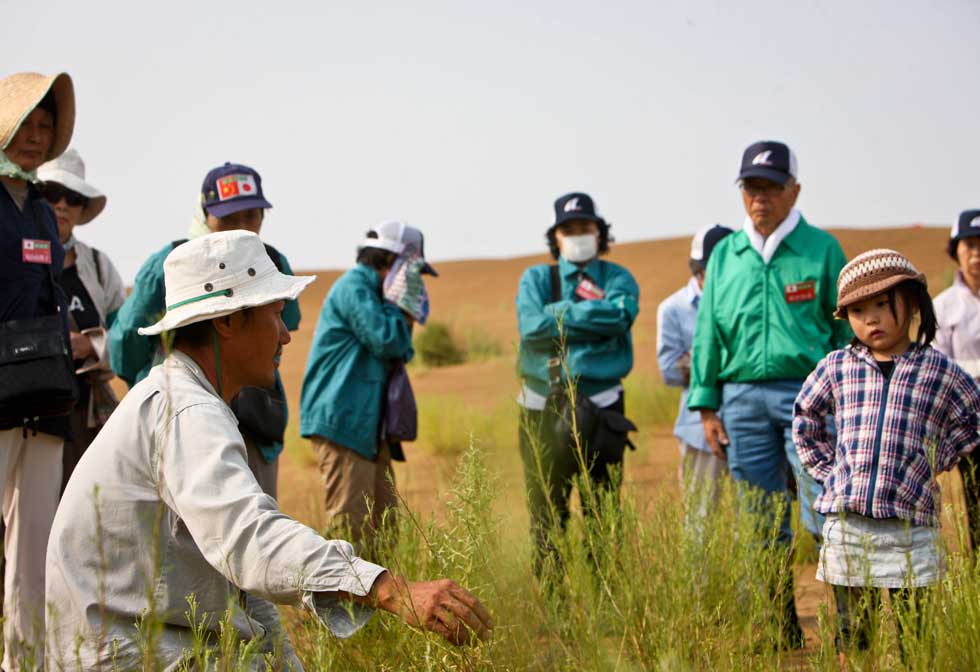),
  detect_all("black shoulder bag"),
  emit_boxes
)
[0,200,79,430]
[547,264,636,462]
